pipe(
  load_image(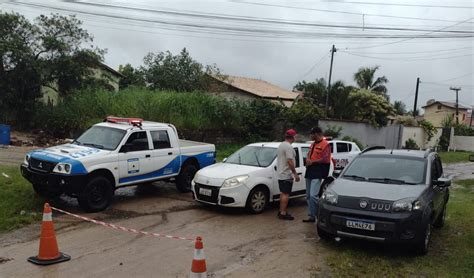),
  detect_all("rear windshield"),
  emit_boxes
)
[343,155,426,184]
